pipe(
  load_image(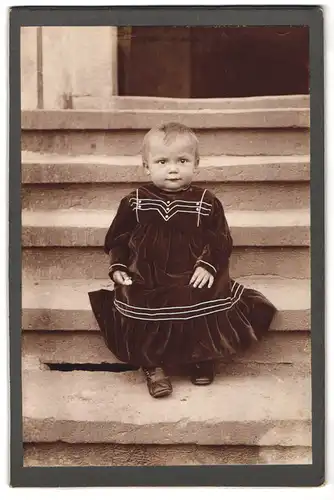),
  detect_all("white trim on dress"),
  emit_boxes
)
[196,259,217,275]
[113,282,245,321]
[129,191,212,223]
[197,189,207,227]
[109,263,128,272]
[129,197,212,208]
[135,189,140,222]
